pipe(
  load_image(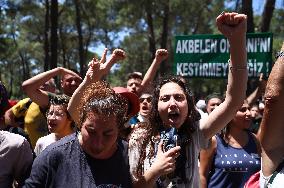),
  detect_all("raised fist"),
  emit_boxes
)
[216,12,247,40]
[155,49,168,62]
[112,49,126,61]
